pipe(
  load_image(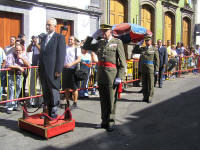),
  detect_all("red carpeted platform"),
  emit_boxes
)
[18,113,75,139]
